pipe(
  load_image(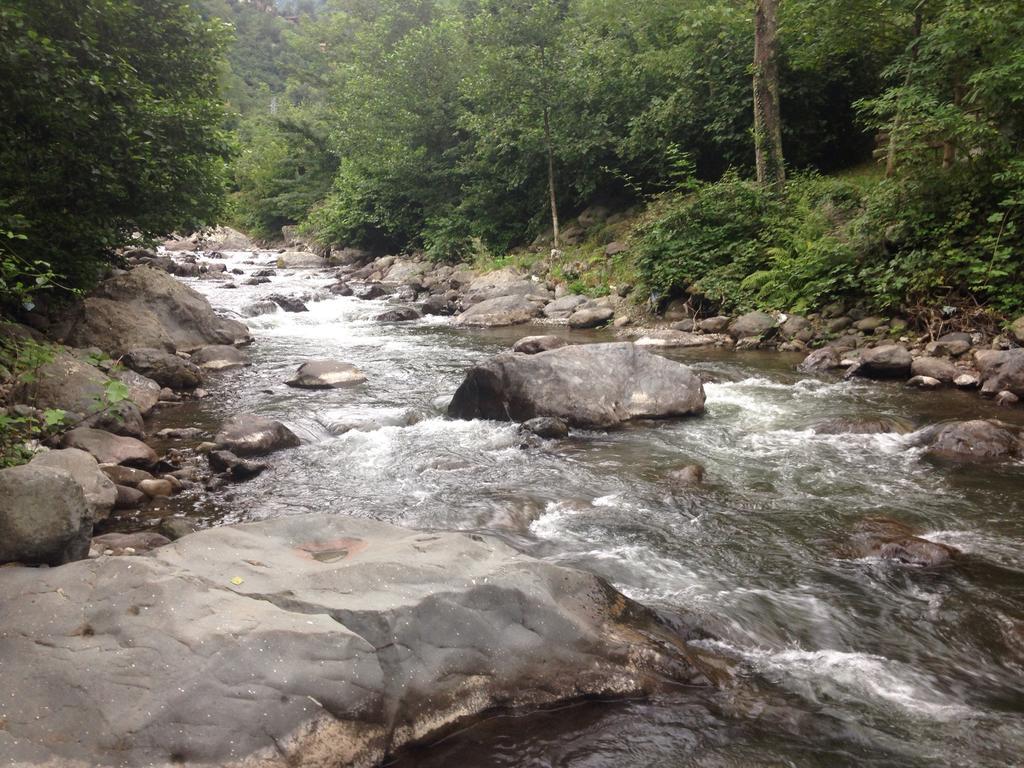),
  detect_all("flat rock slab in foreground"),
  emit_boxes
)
[448,342,706,428]
[0,514,713,768]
